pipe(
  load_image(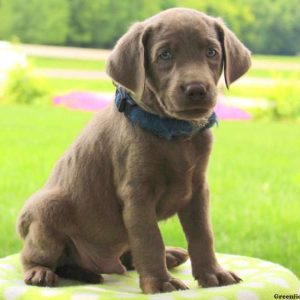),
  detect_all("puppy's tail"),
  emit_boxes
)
[16,210,32,239]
